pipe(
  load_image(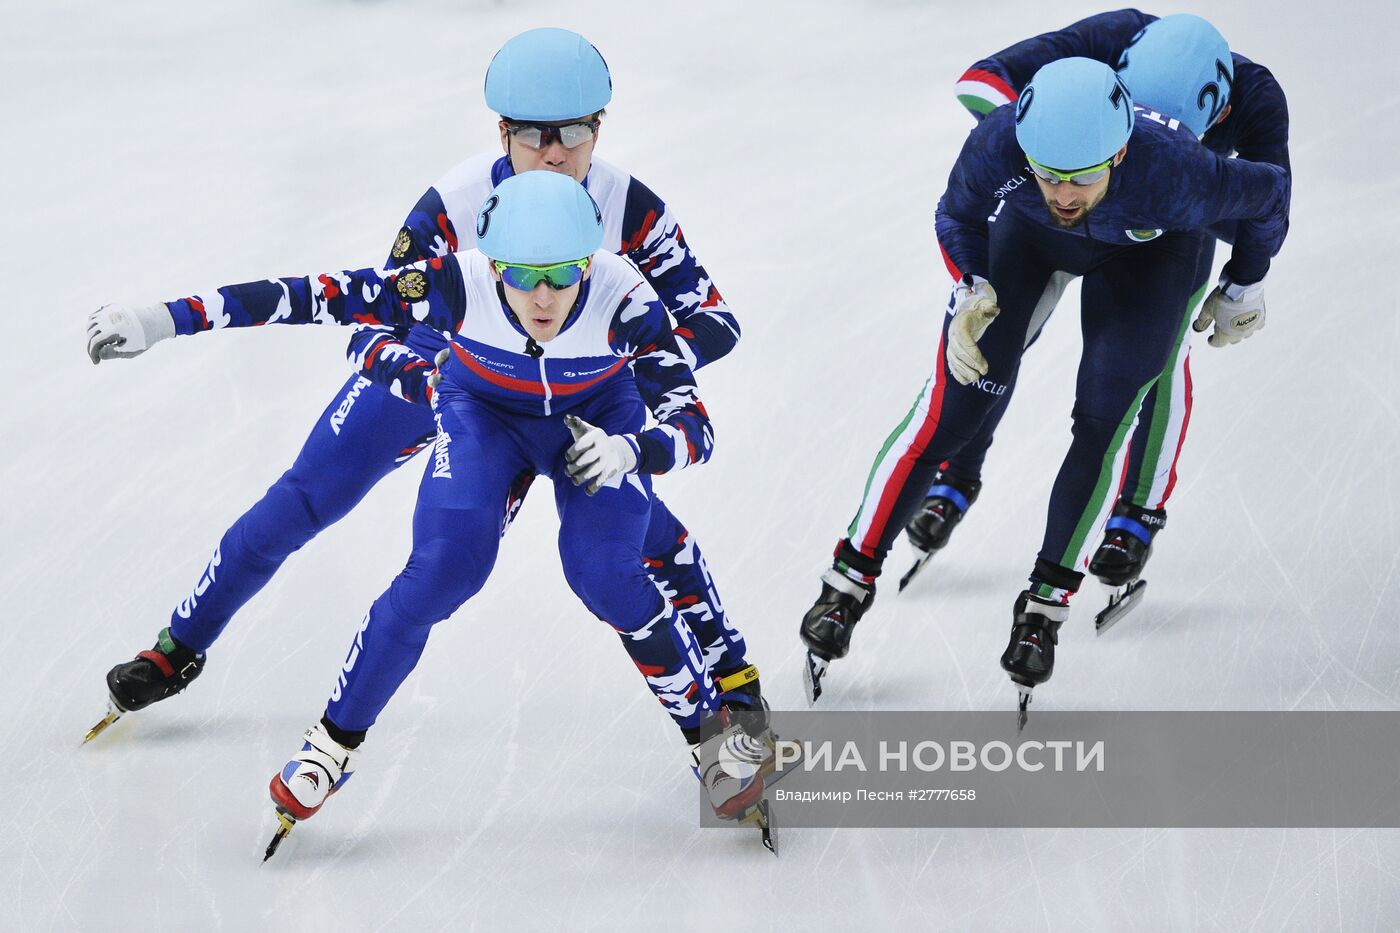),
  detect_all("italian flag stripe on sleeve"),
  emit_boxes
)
[954,68,1017,114]
[938,241,962,282]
